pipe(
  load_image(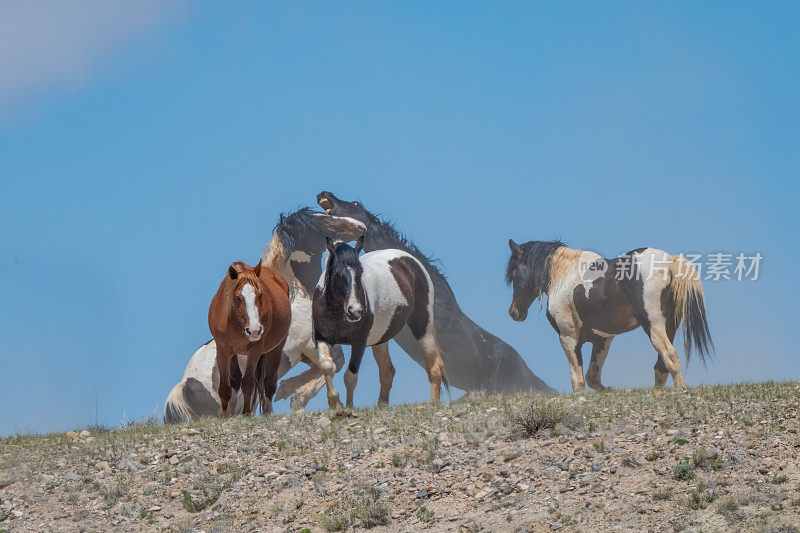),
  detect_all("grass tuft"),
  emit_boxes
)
[508,399,582,437]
